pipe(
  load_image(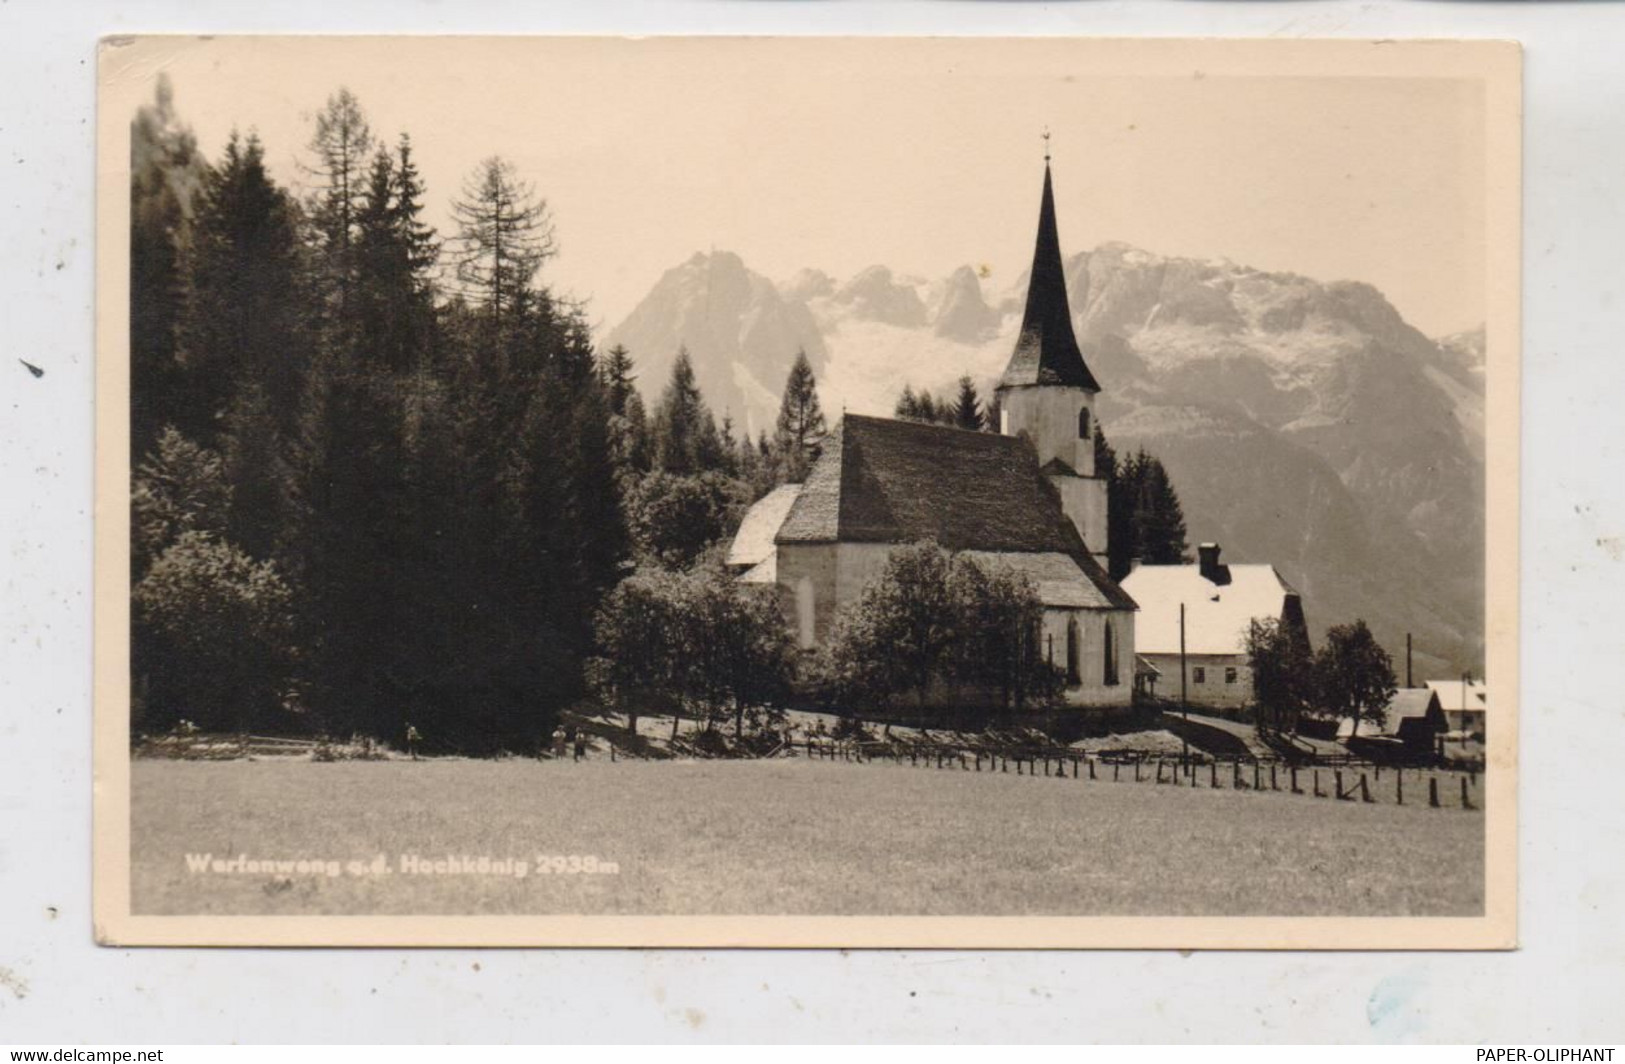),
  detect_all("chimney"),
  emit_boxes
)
[1129,556,1143,573]
[1198,542,1222,583]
